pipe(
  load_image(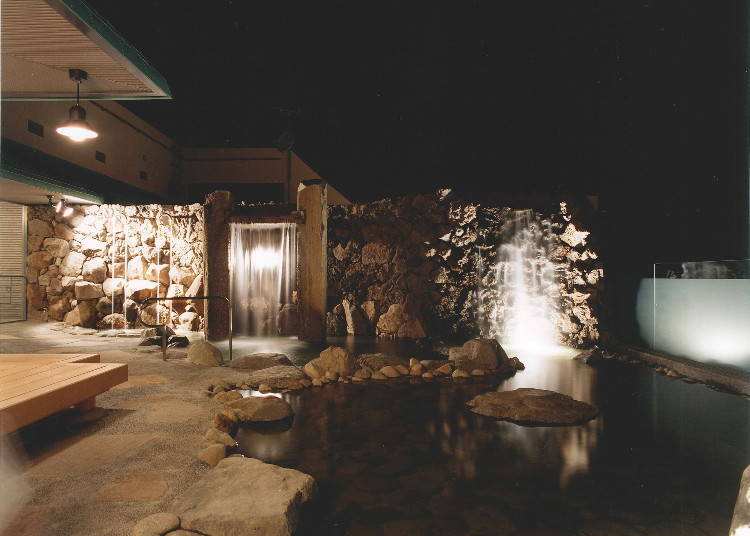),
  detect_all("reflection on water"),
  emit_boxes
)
[231,339,748,535]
